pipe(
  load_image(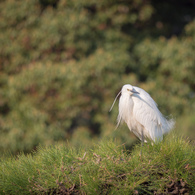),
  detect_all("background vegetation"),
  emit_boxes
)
[0,0,195,155]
